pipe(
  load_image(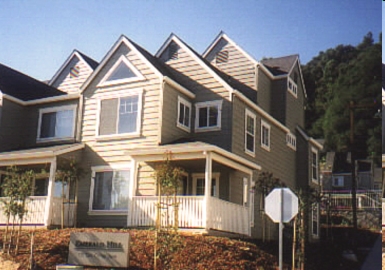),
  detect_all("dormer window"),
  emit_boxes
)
[288,77,298,98]
[37,105,76,142]
[98,55,145,87]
